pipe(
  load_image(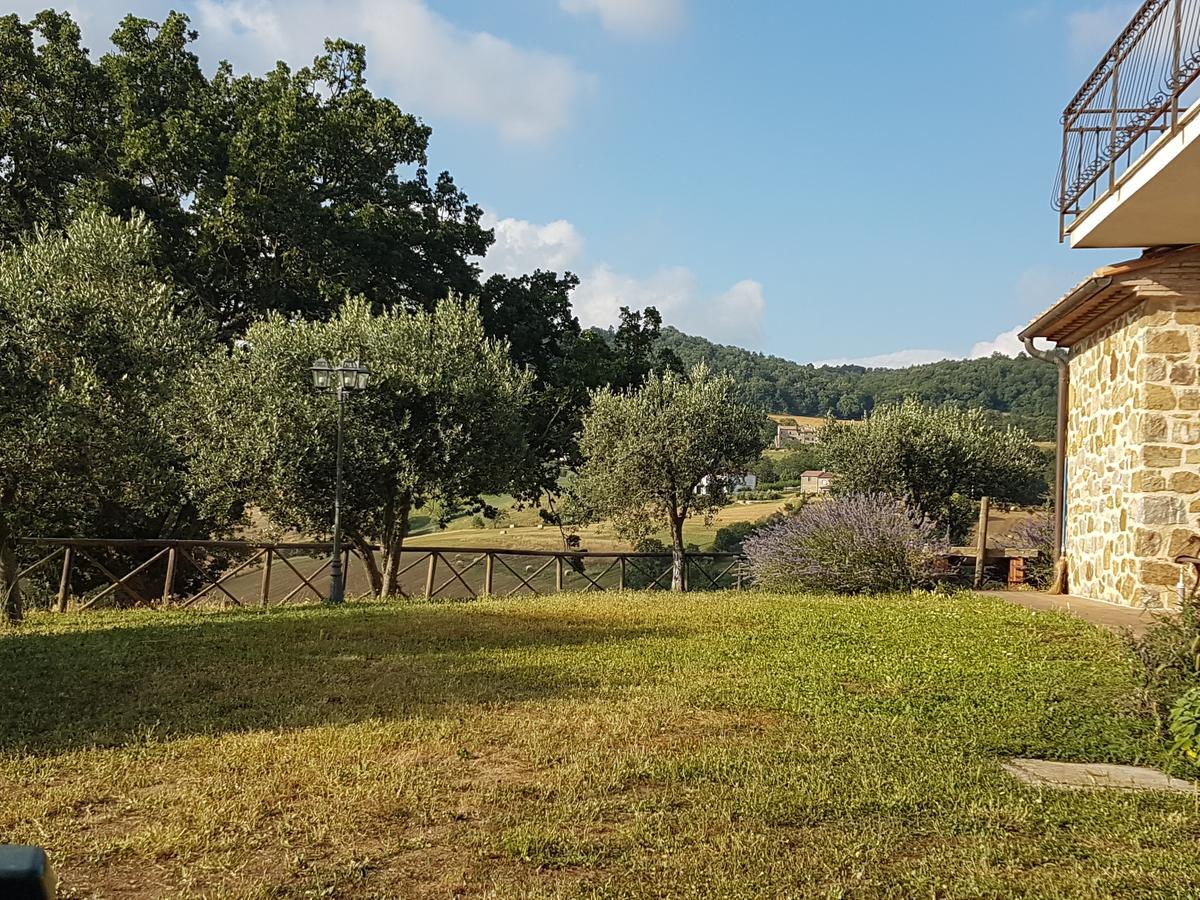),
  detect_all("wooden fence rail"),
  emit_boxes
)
[13,539,746,610]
